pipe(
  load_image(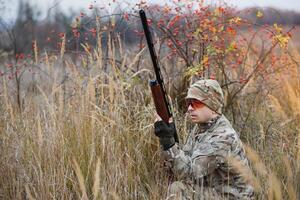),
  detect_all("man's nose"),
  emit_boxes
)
[187,104,194,112]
